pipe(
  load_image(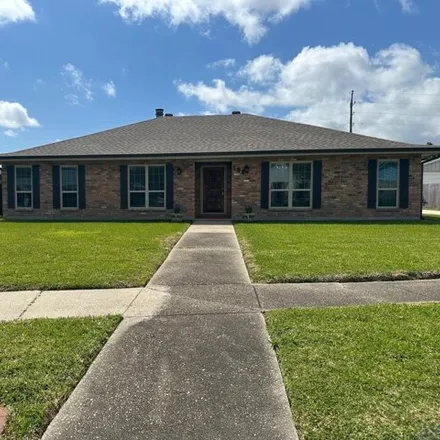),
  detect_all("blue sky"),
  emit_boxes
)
[1,0,440,153]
